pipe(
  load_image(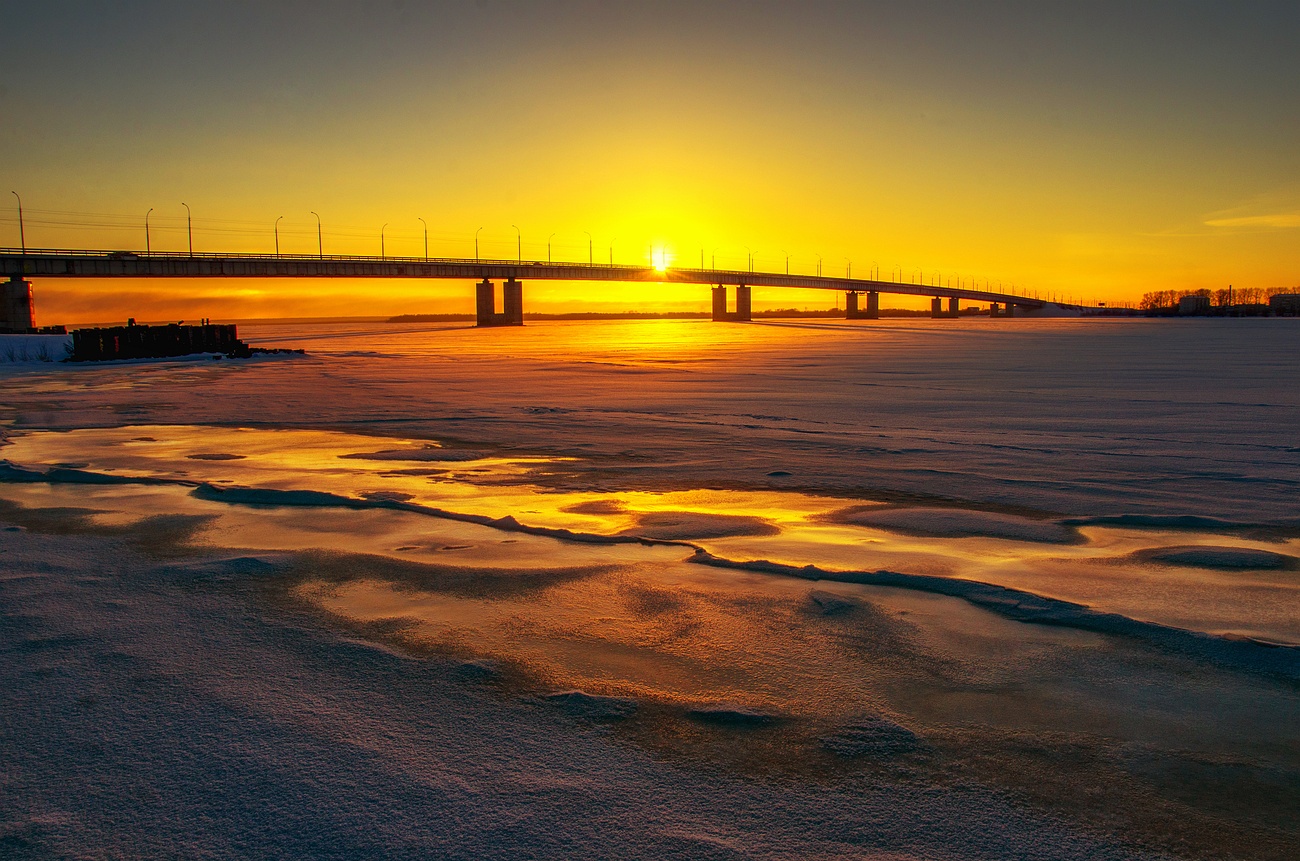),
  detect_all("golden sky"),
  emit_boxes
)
[3,2,1297,323]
